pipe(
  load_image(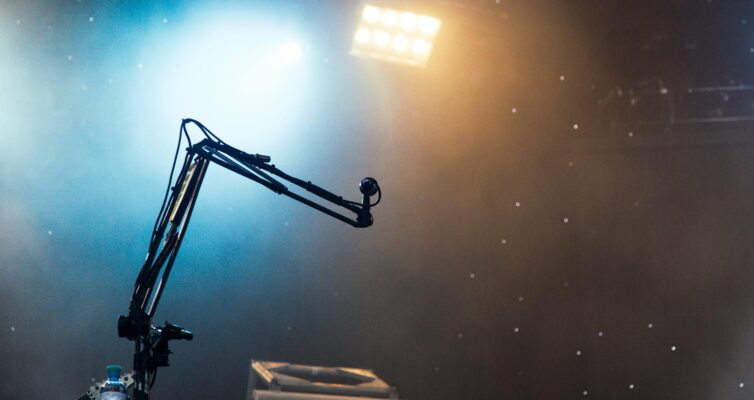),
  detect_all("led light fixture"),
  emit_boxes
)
[350,4,442,68]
